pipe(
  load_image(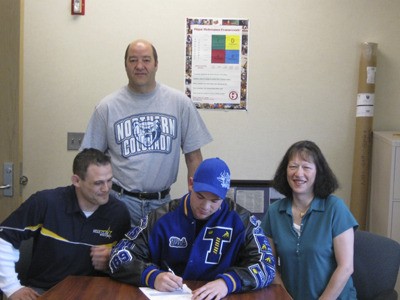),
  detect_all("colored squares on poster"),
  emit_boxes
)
[225,50,239,64]
[225,35,240,50]
[211,34,240,64]
[212,50,225,63]
[212,35,226,50]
